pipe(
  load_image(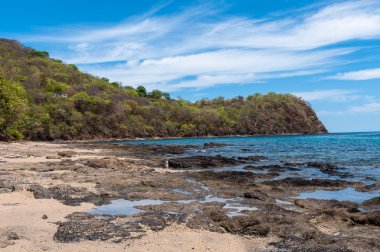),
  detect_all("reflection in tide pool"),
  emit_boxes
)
[203,195,259,217]
[293,187,380,203]
[88,195,258,217]
[172,189,192,195]
[89,199,166,215]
